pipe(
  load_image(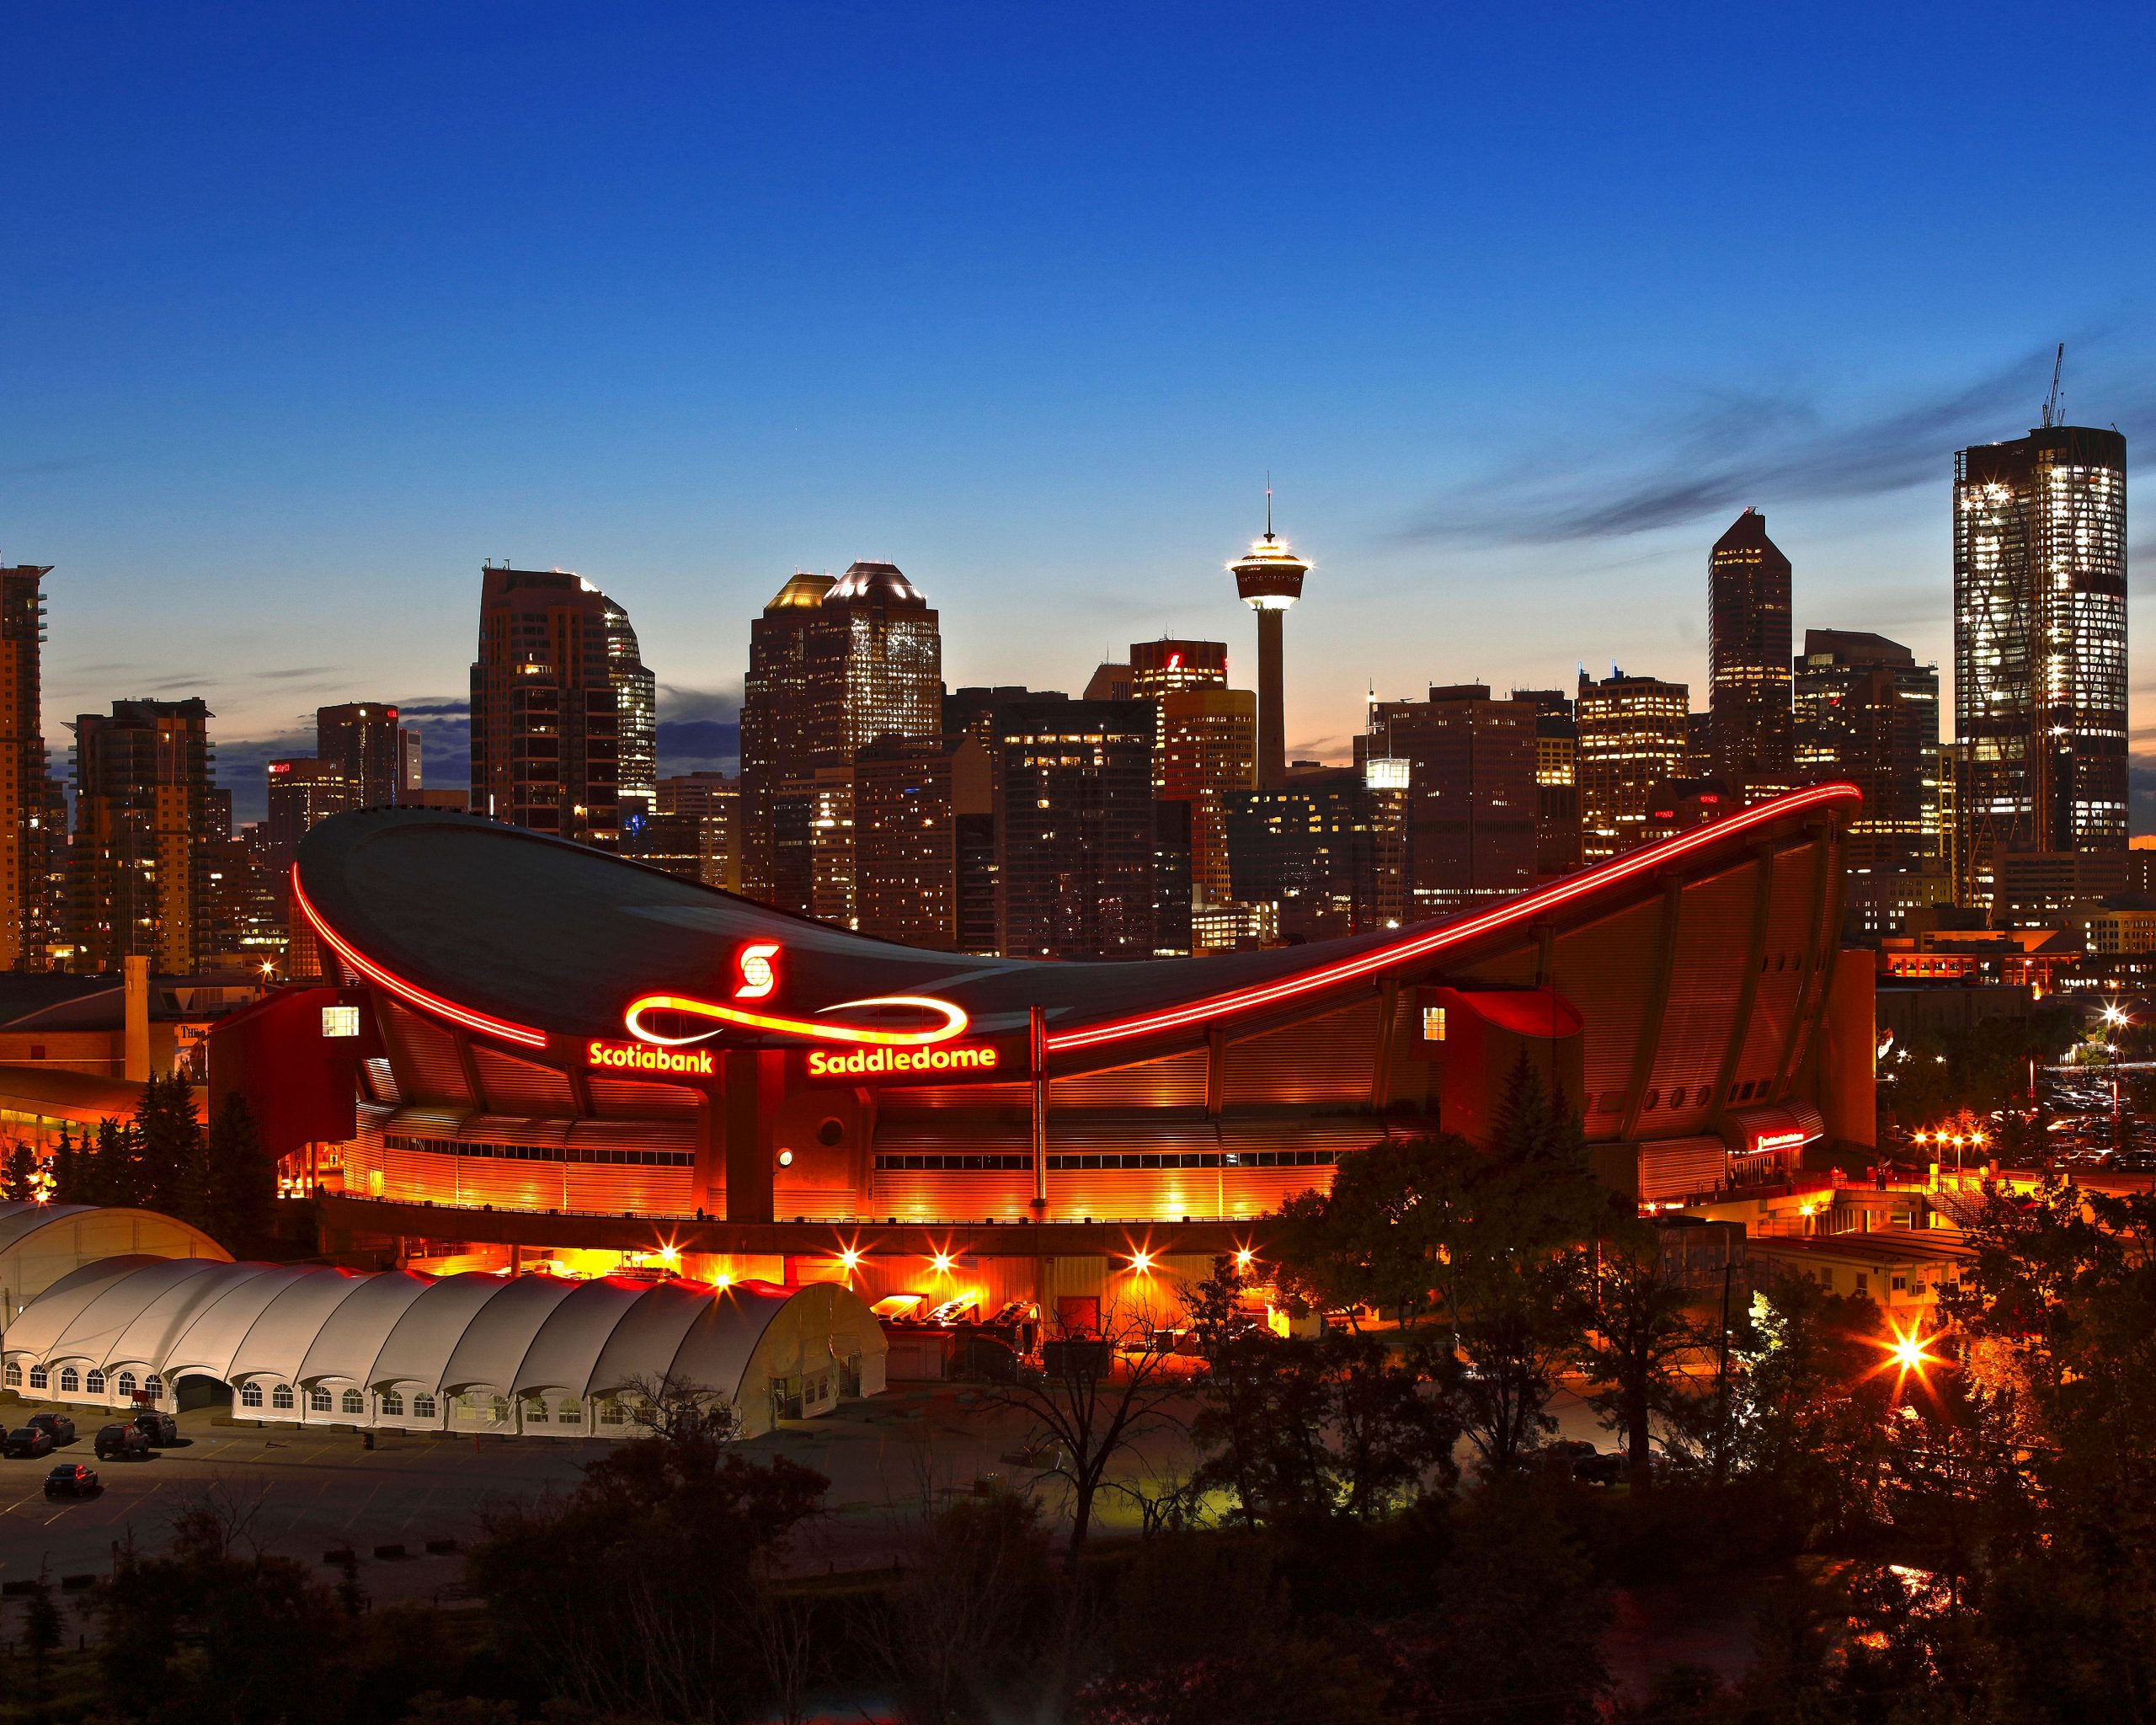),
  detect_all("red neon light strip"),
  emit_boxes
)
[289,866,551,1049]
[1046,782,1860,1055]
